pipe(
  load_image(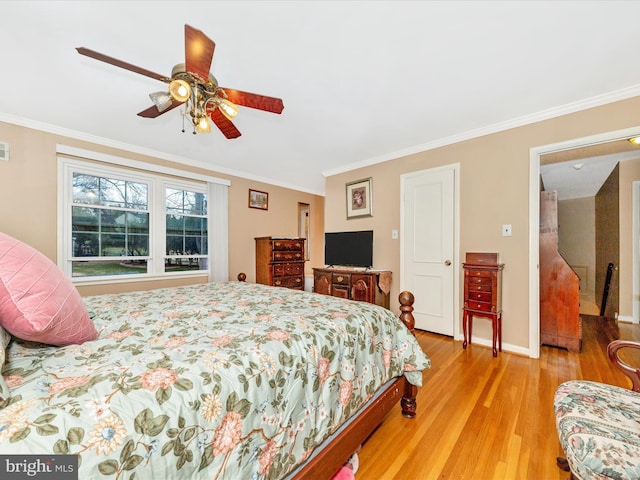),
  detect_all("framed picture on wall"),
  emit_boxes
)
[346,177,373,219]
[248,189,269,210]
